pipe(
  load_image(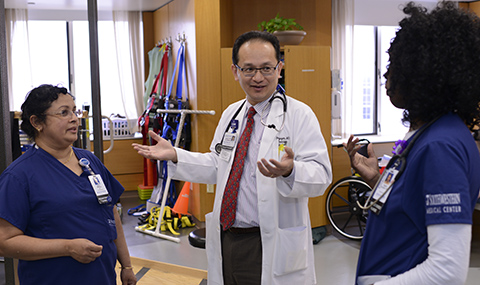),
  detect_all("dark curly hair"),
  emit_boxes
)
[20,84,73,139]
[386,1,480,129]
[232,31,281,65]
